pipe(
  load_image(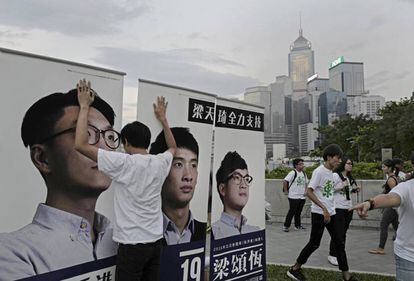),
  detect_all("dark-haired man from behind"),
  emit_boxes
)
[75,80,176,281]
[287,144,358,281]
[150,127,207,245]
[0,86,118,280]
